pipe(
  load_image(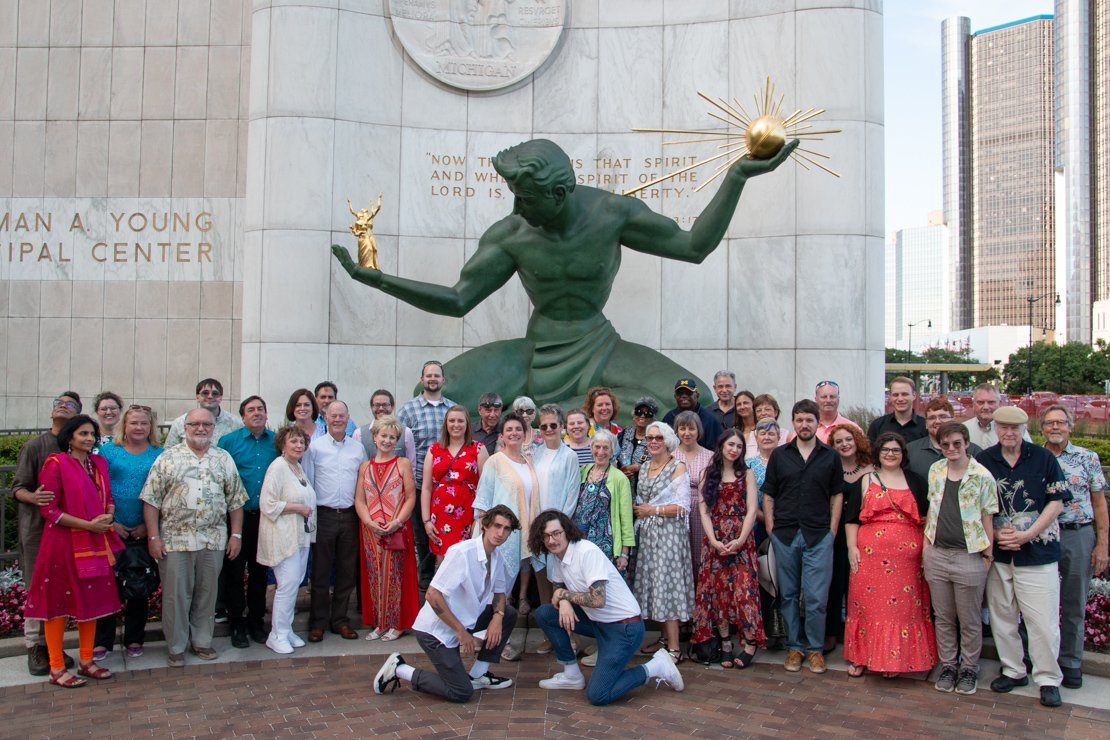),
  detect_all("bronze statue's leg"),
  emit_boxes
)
[415,339,534,412]
[600,339,710,423]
